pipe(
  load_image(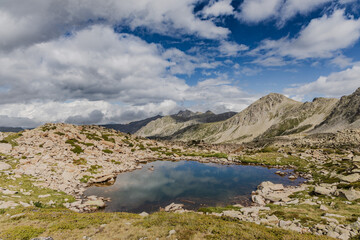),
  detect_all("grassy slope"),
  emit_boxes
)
[0,208,334,240]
